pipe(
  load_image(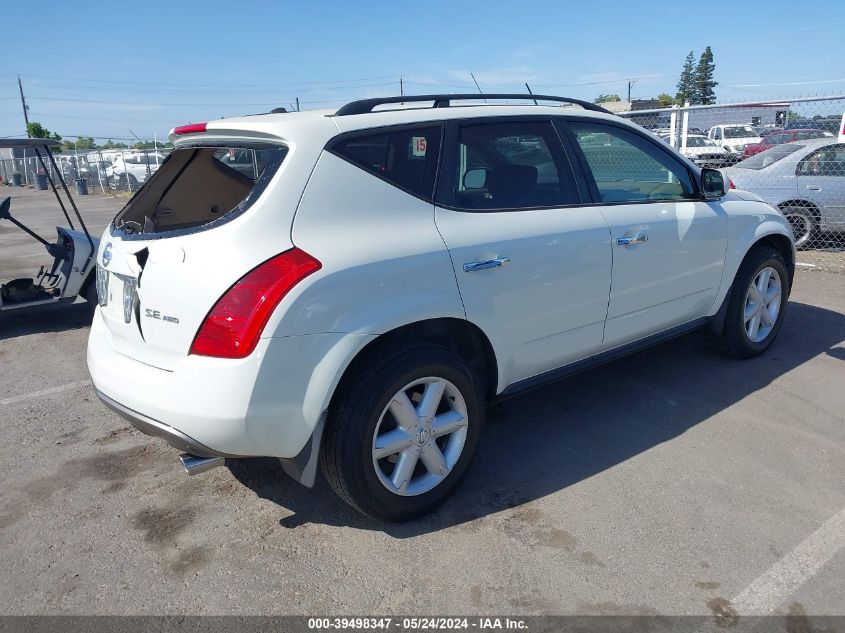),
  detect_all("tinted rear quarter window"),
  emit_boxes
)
[331,126,442,201]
